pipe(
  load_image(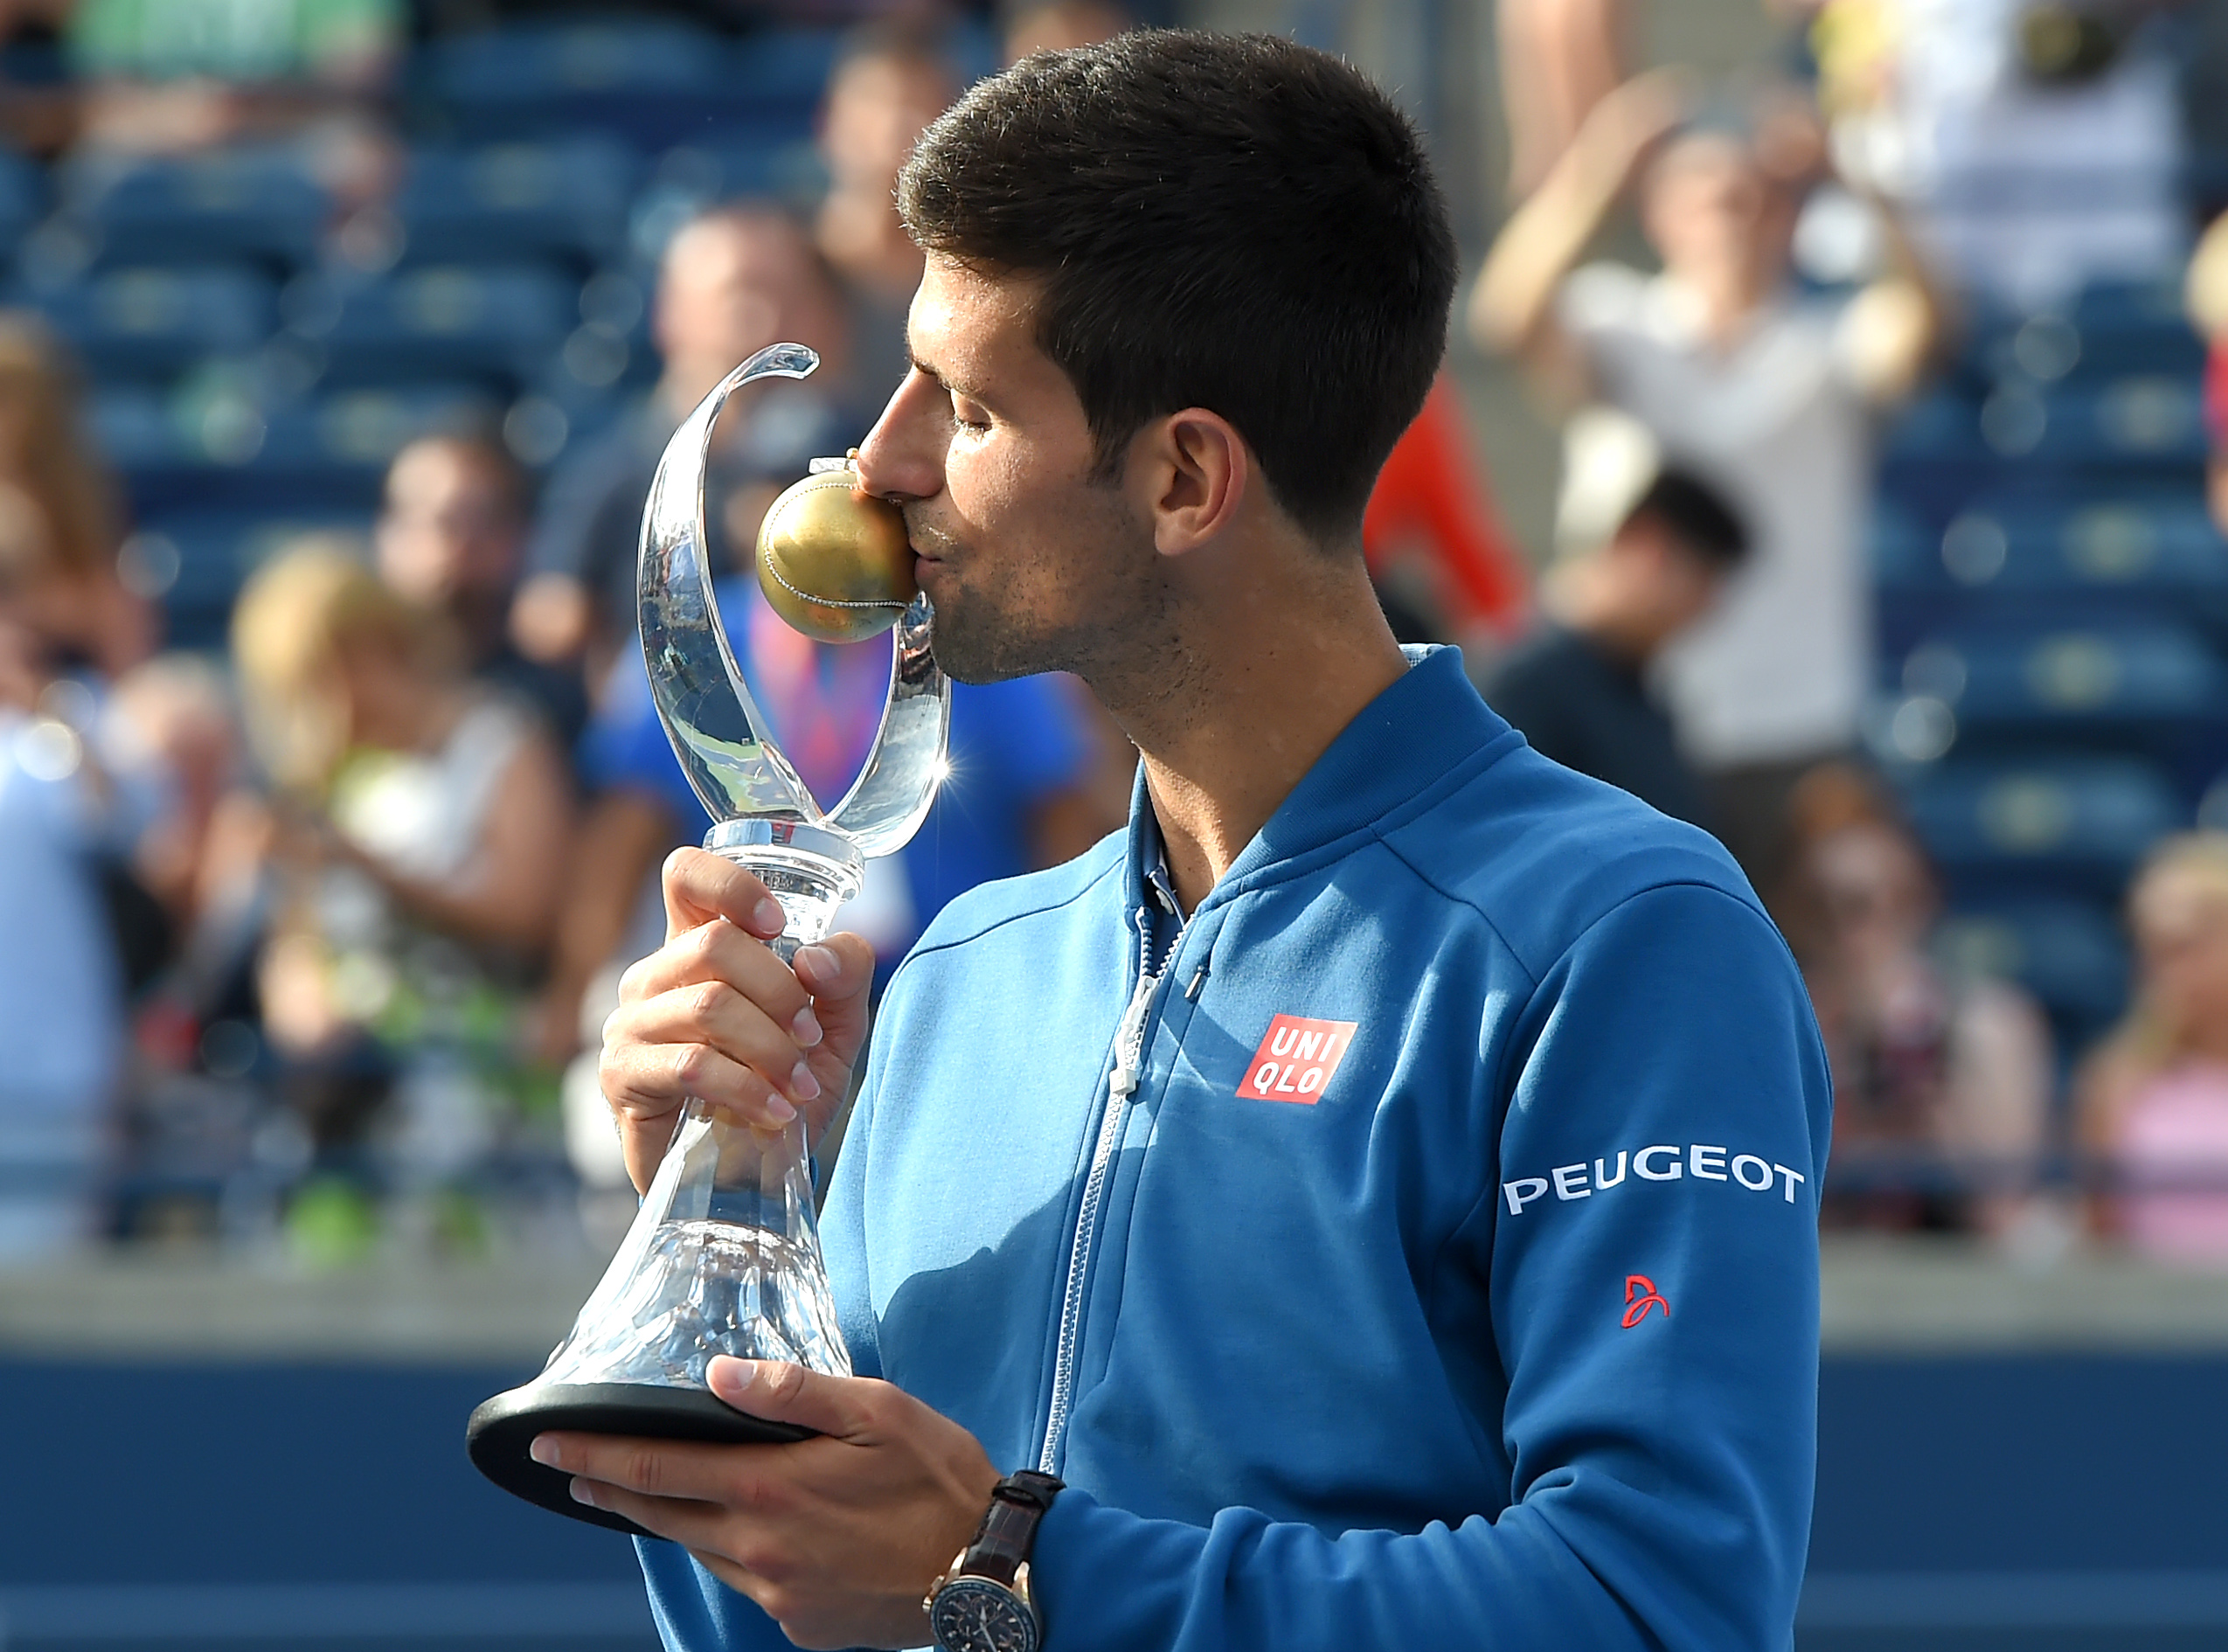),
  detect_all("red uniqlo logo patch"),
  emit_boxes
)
[1239,1015,1359,1104]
